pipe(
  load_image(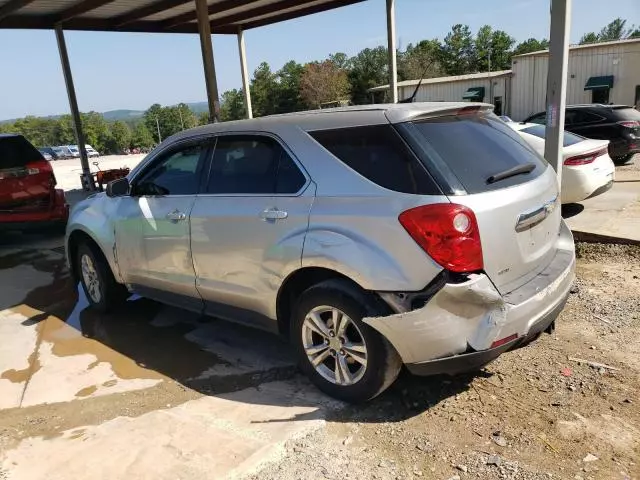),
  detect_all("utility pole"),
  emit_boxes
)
[155,117,162,143]
[487,44,492,104]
